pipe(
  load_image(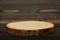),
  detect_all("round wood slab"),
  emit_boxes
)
[6,21,54,36]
